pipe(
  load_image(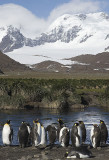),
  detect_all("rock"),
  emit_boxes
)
[70,104,85,109]
[18,156,26,160]
[38,144,46,149]
[26,155,33,160]
[44,146,52,151]
[97,147,101,150]
[34,154,40,158]
[87,145,91,149]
